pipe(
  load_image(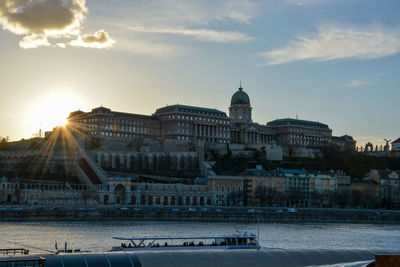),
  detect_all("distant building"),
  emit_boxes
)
[66,84,355,152]
[309,173,337,208]
[241,169,285,206]
[267,119,332,148]
[67,107,160,141]
[350,181,381,208]
[153,104,230,143]
[229,86,276,145]
[309,173,337,194]
[0,177,19,204]
[0,176,213,206]
[0,177,90,205]
[336,175,351,195]
[207,175,245,206]
[331,135,357,152]
[228,85,354,151]
[366,170,400,208]
[392,138,400,151]
[68,105,230,144]
[97,177,211,206]
[281,169,310,208]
